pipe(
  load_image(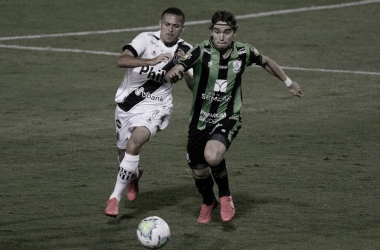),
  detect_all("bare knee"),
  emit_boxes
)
[204,152,223,167]
[204,140,226,167]
[125,127,151,155]
[126,138,144,154]
[192,168,211,180]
